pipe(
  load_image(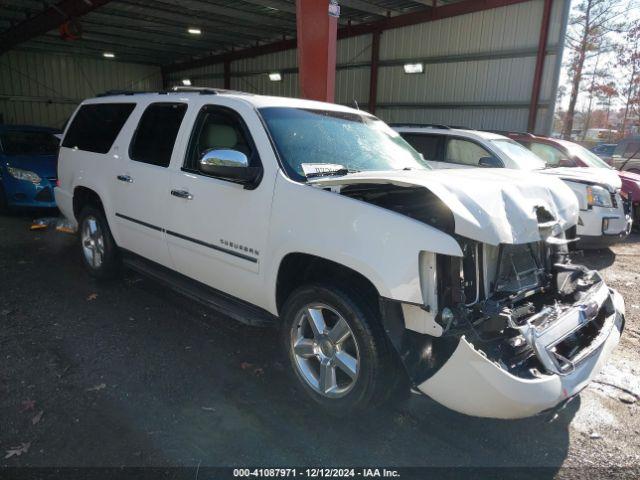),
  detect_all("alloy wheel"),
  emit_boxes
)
[290,304,360,398]
[81,216,105,269]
